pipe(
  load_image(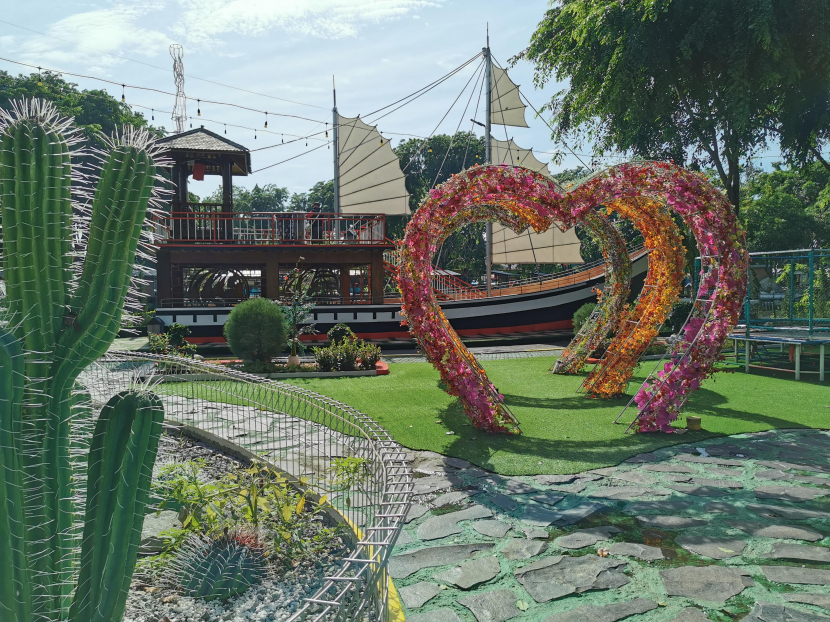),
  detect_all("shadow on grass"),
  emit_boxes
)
[430,383,821,474]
